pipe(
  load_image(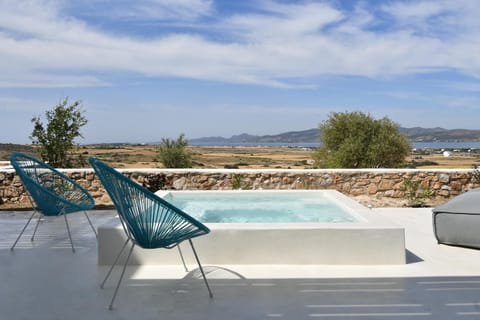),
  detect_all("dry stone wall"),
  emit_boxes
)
[0,168,478,208]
